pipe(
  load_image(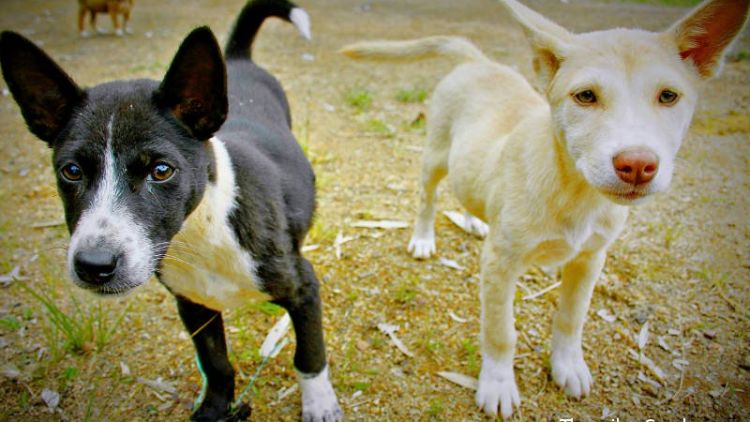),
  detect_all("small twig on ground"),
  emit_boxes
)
[523,281,561,300]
